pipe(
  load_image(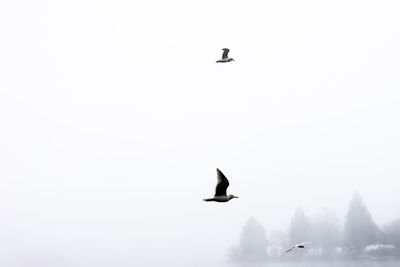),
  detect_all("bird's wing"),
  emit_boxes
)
[285,246,295,253]
[214,168,230,196]
[300,242,312,246]
[222,48,230,59]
